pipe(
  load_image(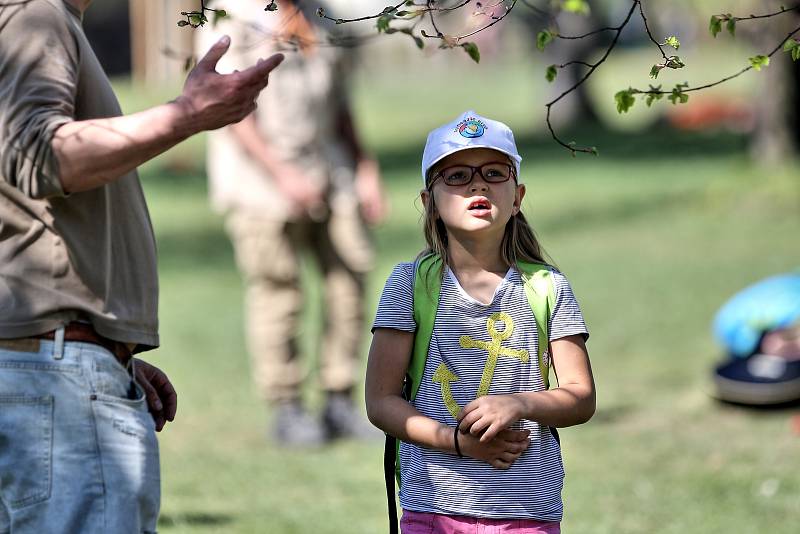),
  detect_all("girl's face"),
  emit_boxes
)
[423,148,525,241]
